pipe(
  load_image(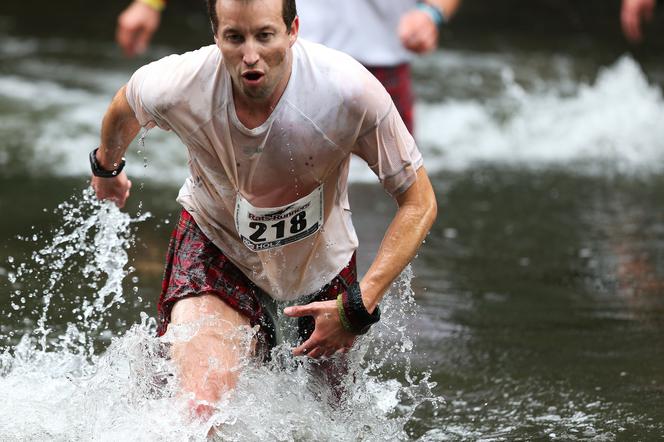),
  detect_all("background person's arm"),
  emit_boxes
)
[621,0,657,43]
[399,0,461,53]
[116,0,164,57]
[91,86,141,208]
